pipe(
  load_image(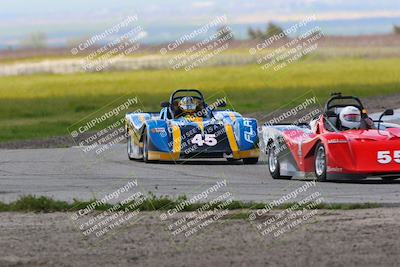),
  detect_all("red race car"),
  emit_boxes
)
[263,93,400,181]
